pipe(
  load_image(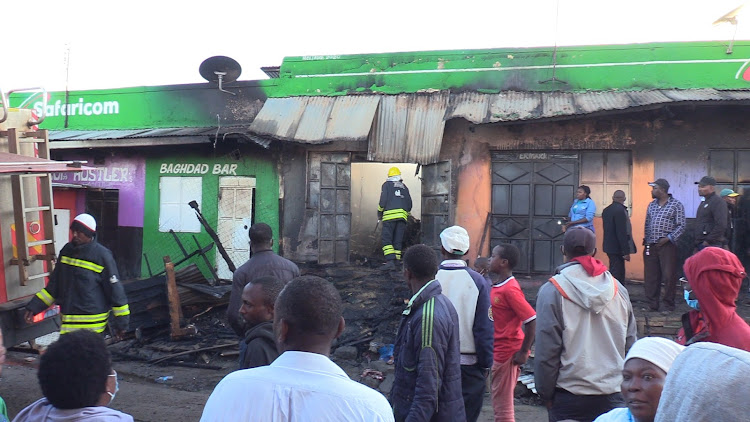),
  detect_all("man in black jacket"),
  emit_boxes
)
[238,275,284,369]
[228,223,299,336]
[602,190,635,283]
[694,176,728,252]
[391,244,465,422]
